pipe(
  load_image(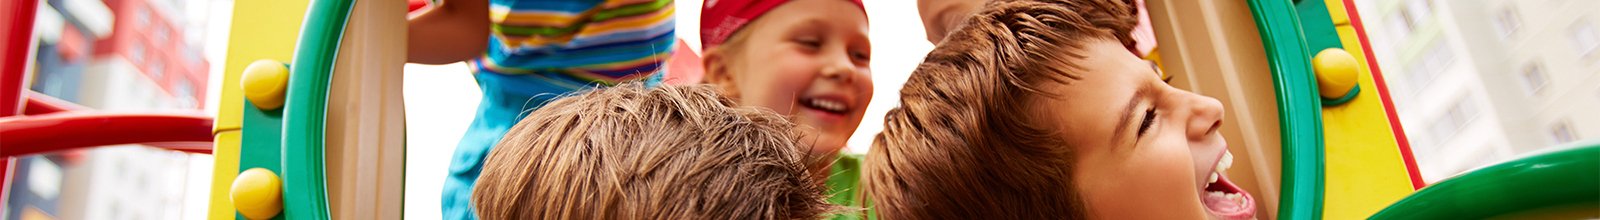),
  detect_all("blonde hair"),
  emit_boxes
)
[473,84,836,220]
[864,0,1137,219]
